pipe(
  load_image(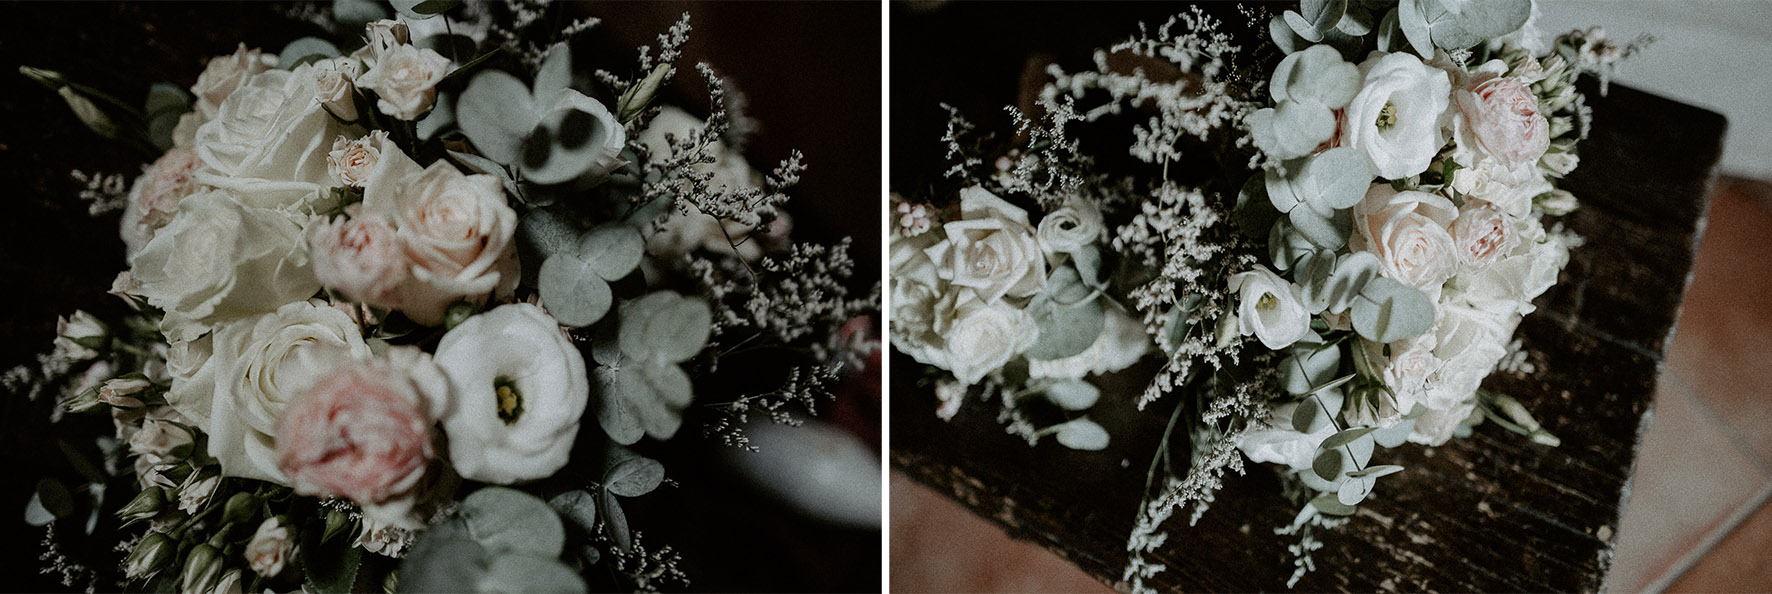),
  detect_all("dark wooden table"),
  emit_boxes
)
[889,12,1727,592]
